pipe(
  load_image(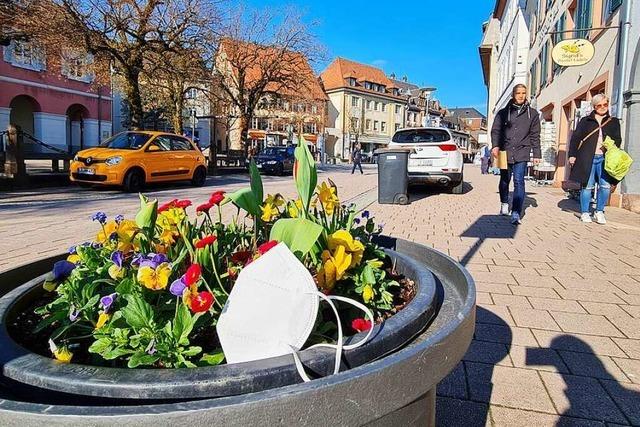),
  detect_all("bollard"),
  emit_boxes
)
[5,125,26,179]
